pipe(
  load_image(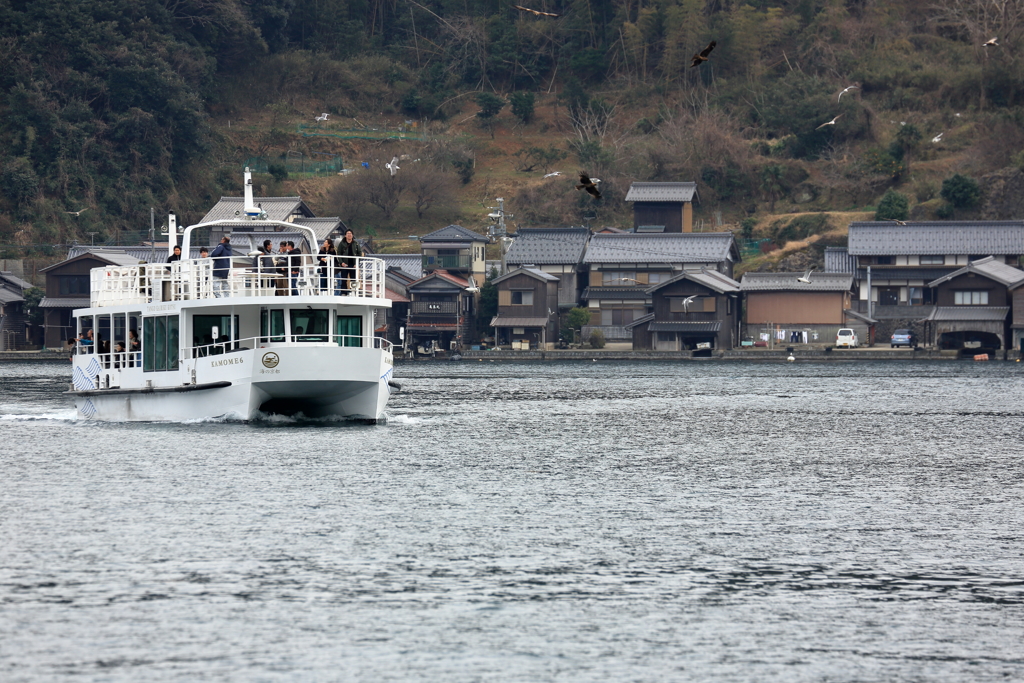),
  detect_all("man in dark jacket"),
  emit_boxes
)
[287,240,303,295]
[335,229,363,294]
[210,235,231,297]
